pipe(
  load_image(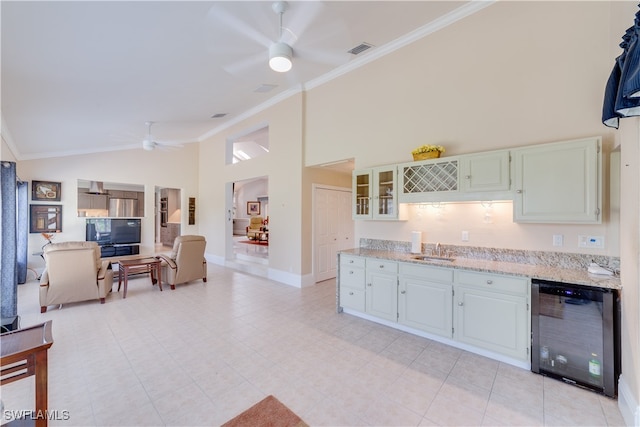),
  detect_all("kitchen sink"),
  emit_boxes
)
[412,255,455,262]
